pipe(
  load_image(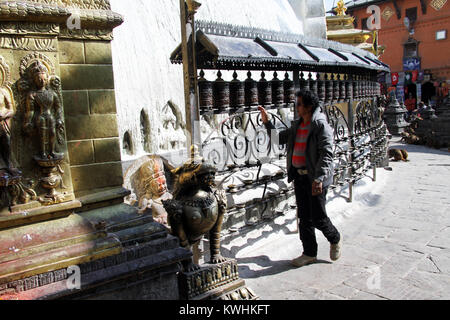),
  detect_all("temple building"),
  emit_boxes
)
[0,0,389,300]
[341,0,450,106]
[326,0,386,57]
